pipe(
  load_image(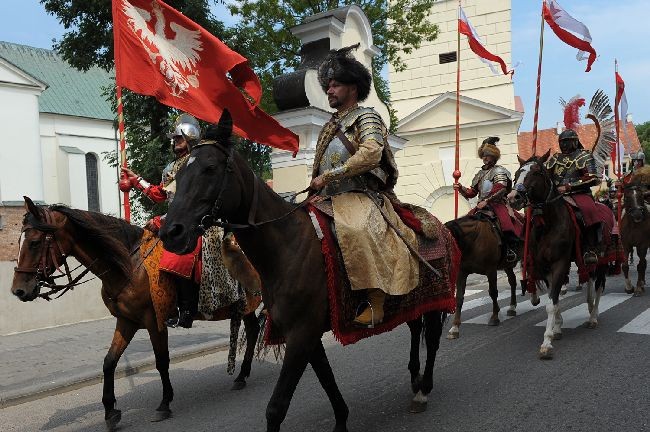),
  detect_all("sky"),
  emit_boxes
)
[0,0,648,131]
